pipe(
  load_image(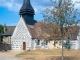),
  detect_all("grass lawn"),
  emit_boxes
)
[16,49,80,60]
